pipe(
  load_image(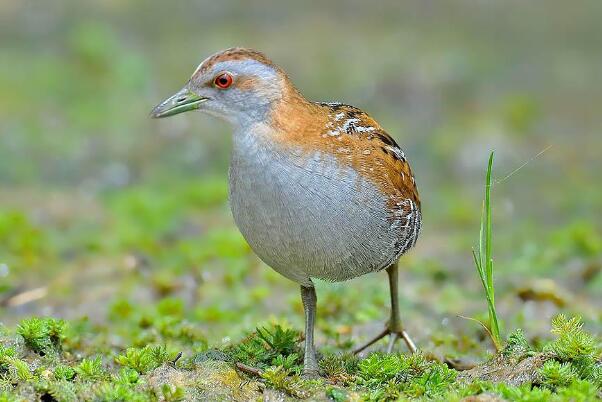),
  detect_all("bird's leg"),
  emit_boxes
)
[300,284,320,378]
[353,263,417,355]
[386,263,417,353]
